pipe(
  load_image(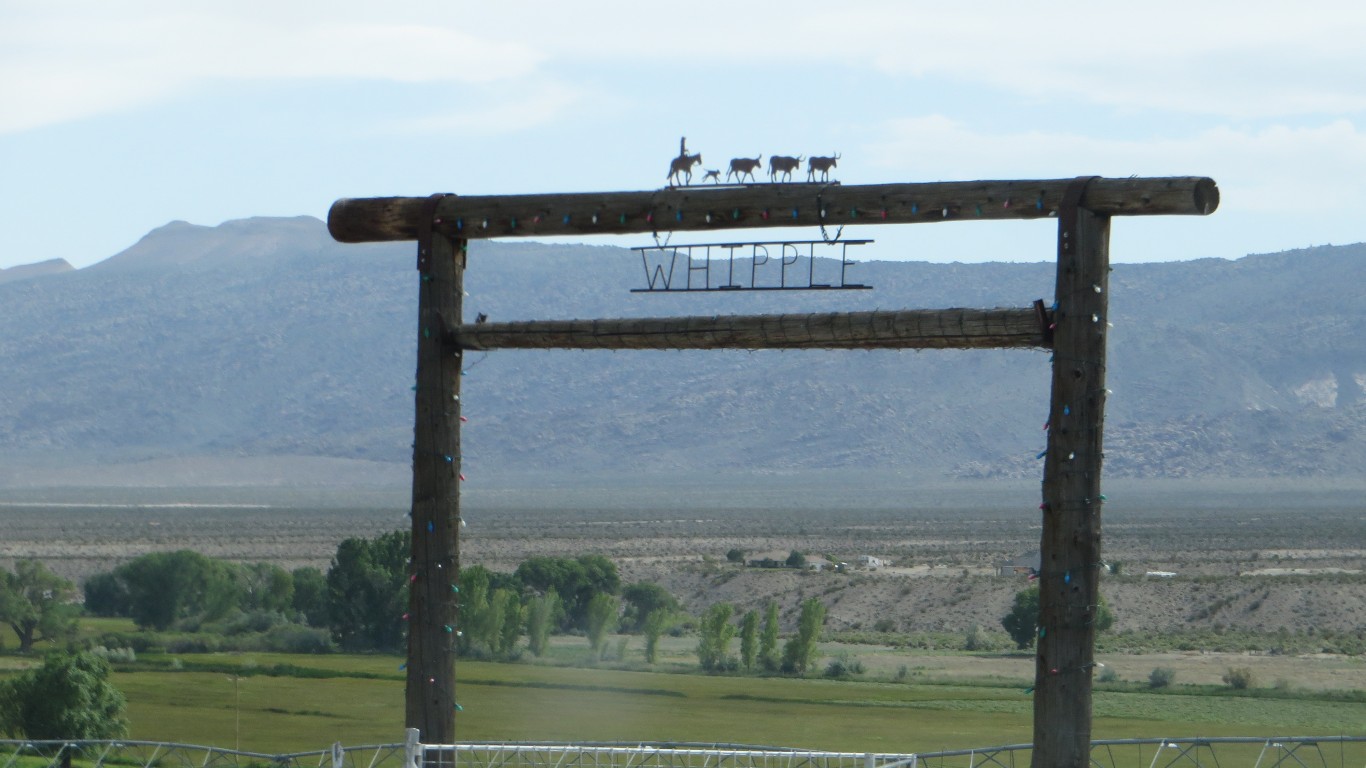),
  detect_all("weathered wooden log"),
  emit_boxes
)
[450,308,1048,351]
[328,177,1218,243]
[1033,179,1110,768]
[407,226,464,743]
